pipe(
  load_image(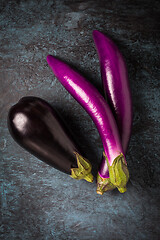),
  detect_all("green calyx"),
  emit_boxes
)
[104,152,129,193]
[70,152,94,183]
[97,173,116,195]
